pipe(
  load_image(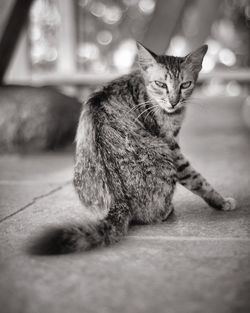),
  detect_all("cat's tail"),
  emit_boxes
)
[29,203,130,255]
